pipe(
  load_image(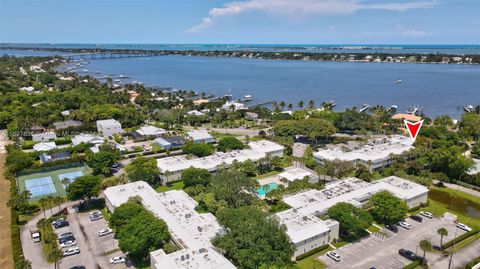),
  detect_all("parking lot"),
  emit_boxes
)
[319,216,465,269]
[55,210,130,269]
